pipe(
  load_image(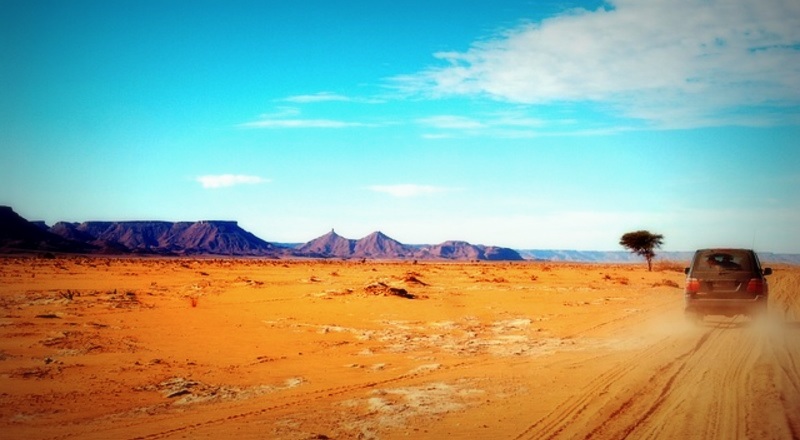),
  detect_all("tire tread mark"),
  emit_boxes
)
[586,330,712,439]
[515,329,713,440]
